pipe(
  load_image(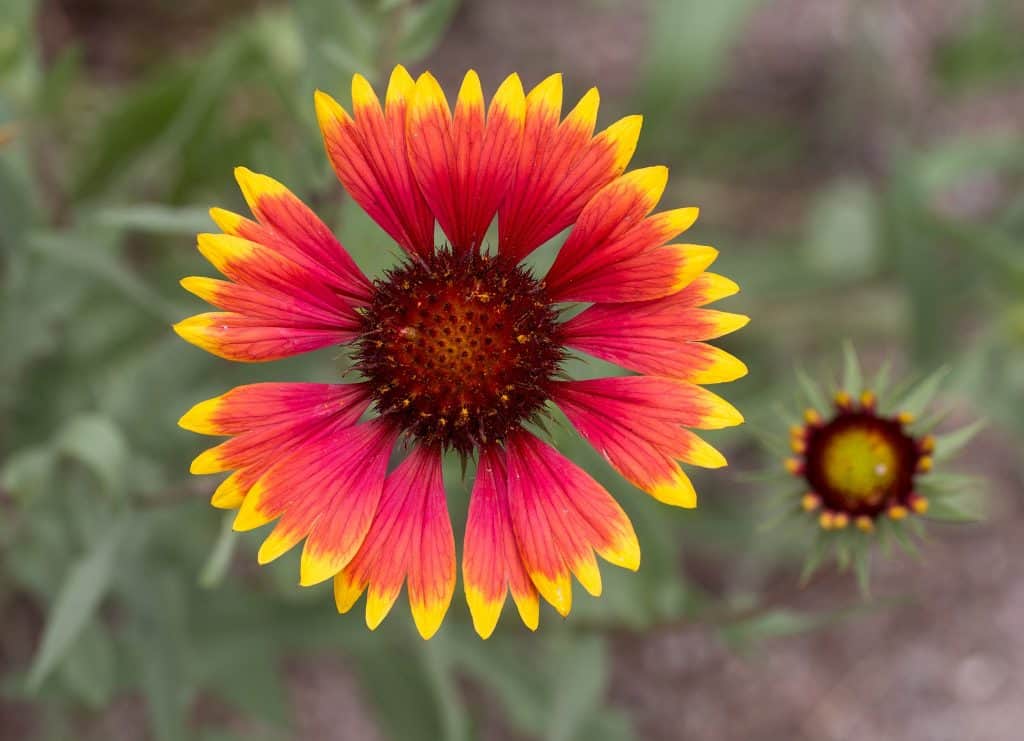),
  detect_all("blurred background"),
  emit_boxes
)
[1,0,1023,739]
